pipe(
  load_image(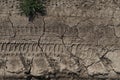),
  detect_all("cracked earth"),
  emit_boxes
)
[1,0,120,80]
